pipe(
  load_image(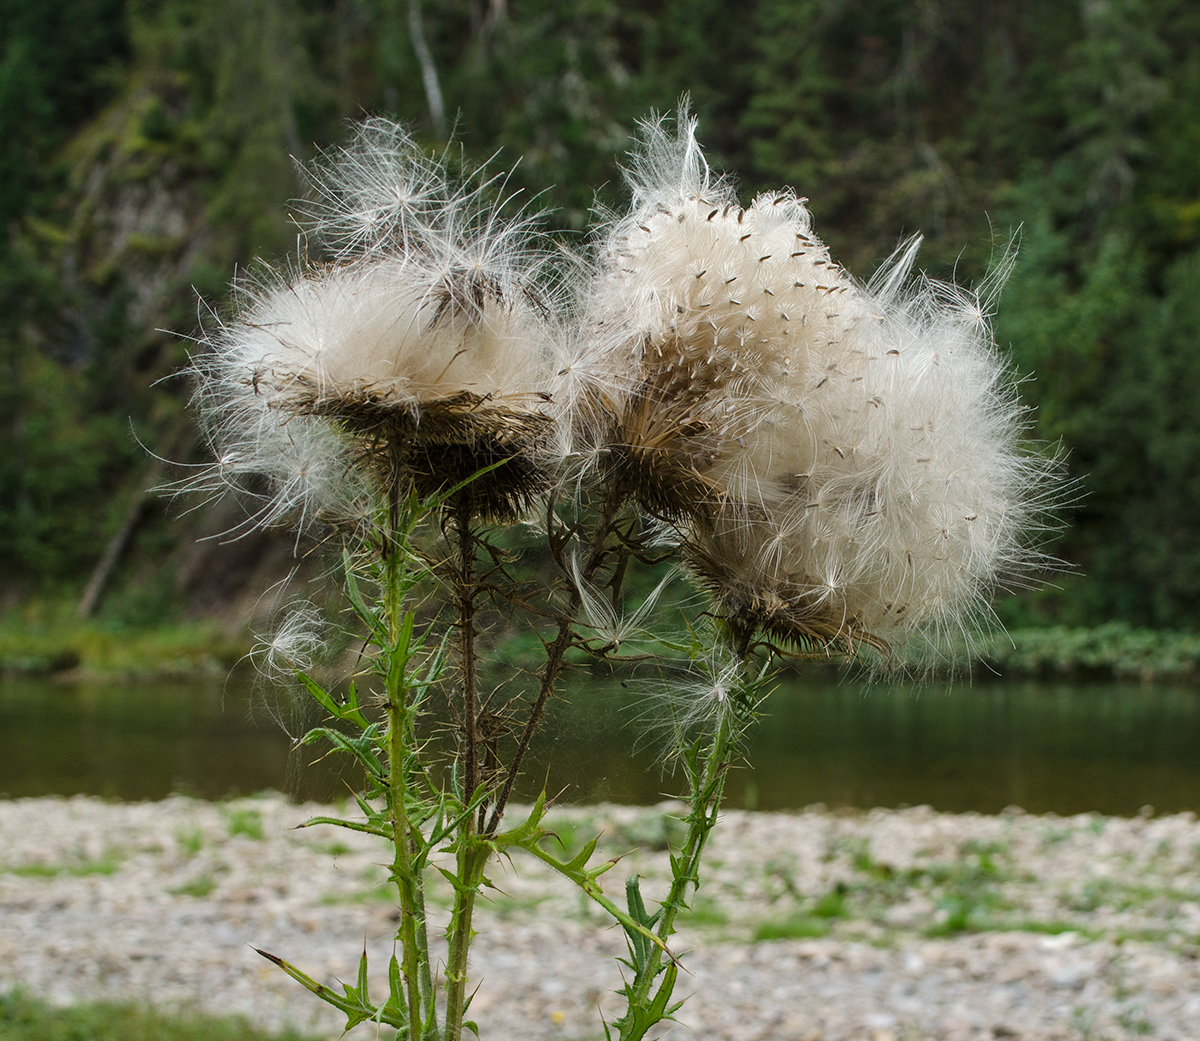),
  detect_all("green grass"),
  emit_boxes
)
[752,916,832,941]
[6,851,123,879]
[169,875,219,898]
[175,827,205,857]
[224,808,265,841]
[810,885,849,919]
[679,895,729,928]
[0,991,320,1041]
